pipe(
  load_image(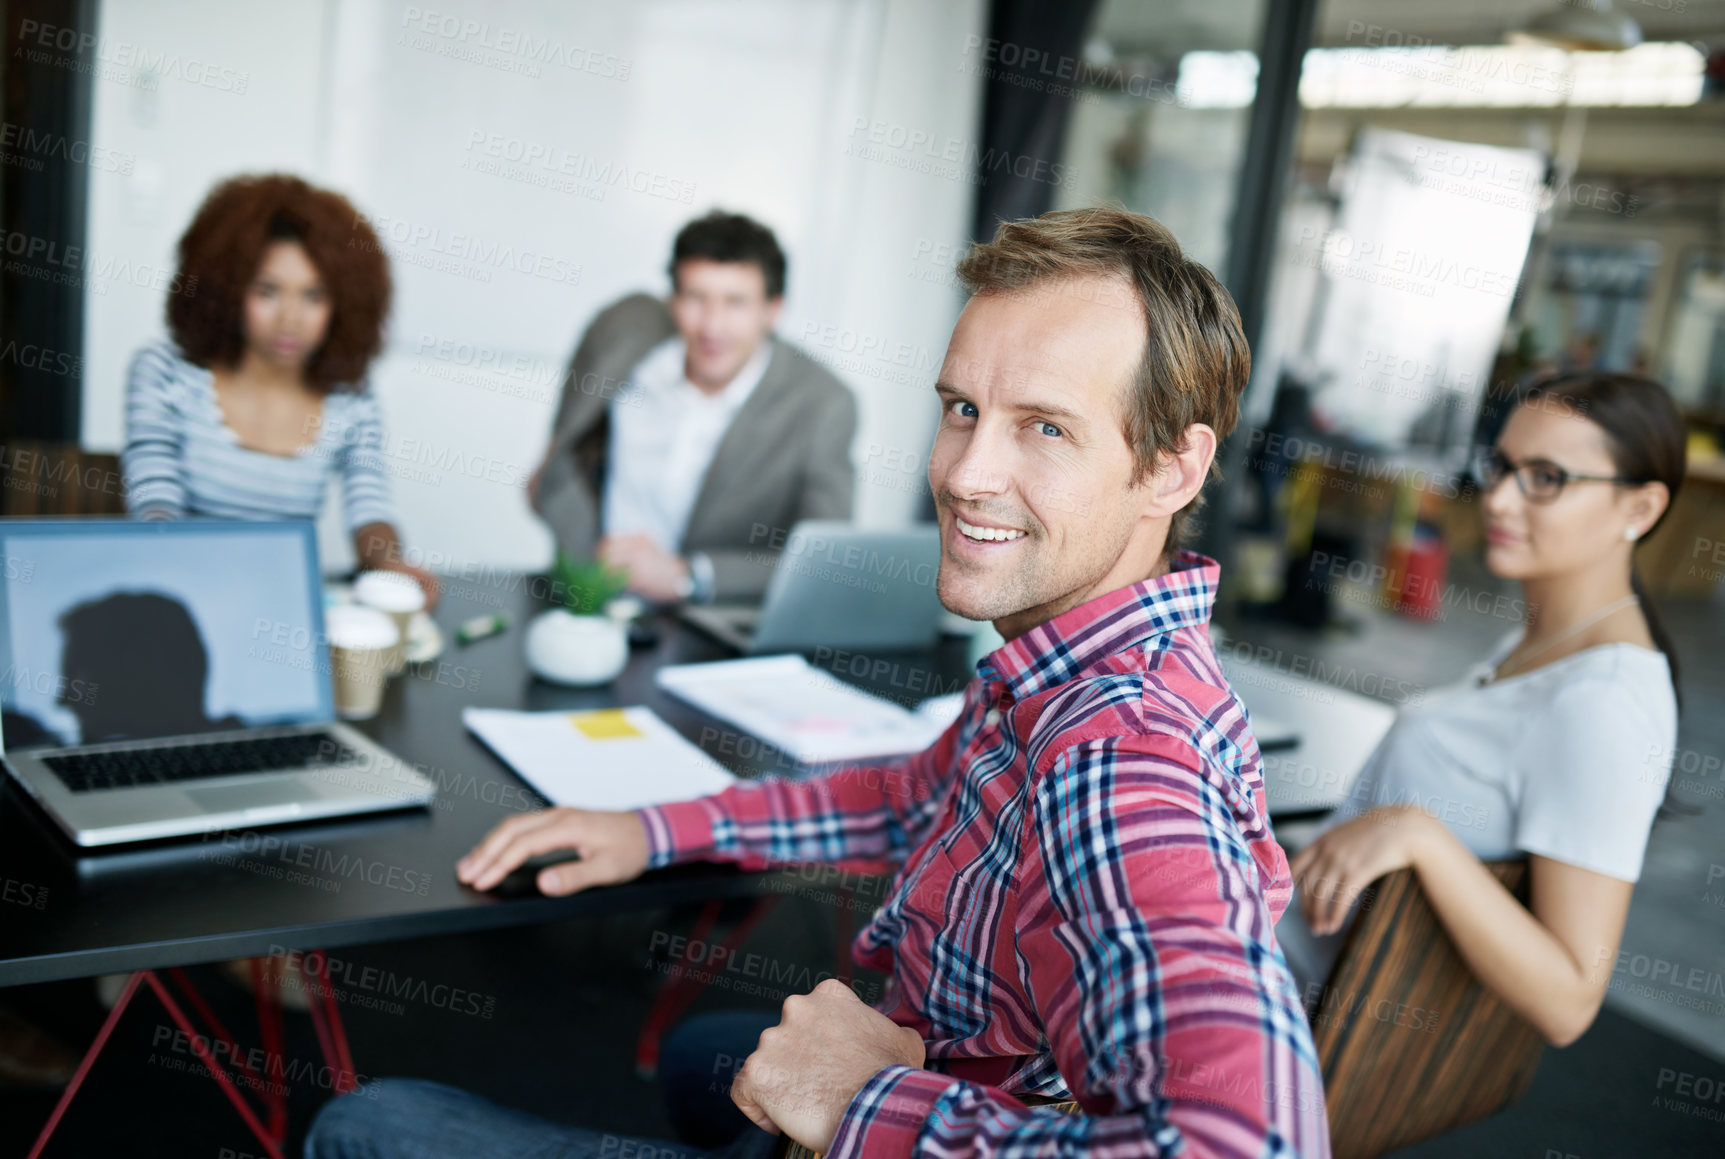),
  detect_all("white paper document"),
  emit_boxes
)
[655,655,963,765]
[462,705,736,811]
